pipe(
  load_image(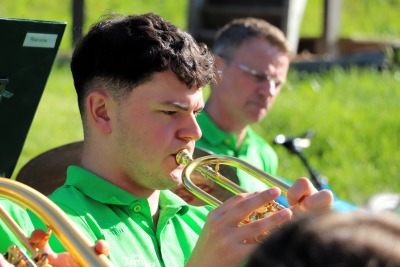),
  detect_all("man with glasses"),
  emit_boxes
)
[195,17,290,193]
